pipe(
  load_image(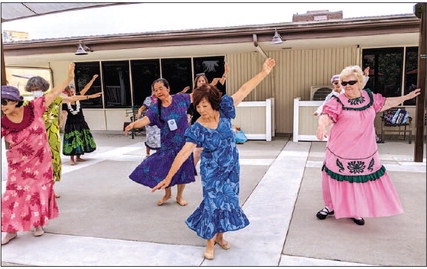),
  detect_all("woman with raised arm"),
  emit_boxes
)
[125,78,196,206]
[61,75,100,165]
[1,63,75,245]
[152,58,276,260]
[25,74,101,195]
[315,65,421,226]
